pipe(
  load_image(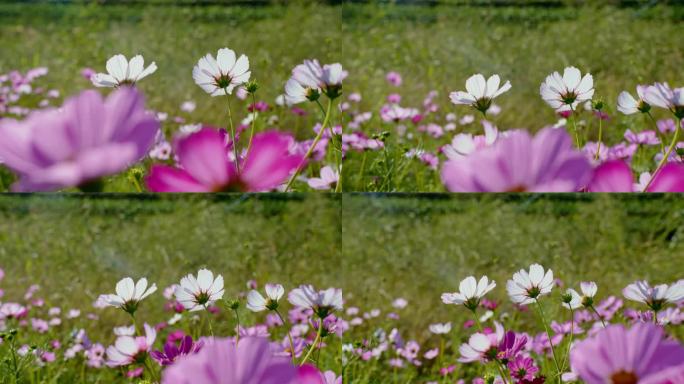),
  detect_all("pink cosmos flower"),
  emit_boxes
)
[587,160,684,192]
[508,356,539,381]
[307,165,339,190]
[147,129,303,192]
[151,335,203,366]
[570,323,684,384]
[0,87,158,191]
[161,336,322,384]
[624,129,660,146]
[441,127,592,192]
